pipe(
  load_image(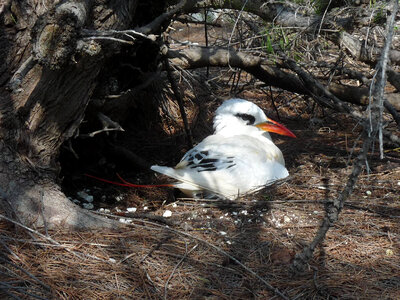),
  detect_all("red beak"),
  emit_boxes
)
[255,119,296,138]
